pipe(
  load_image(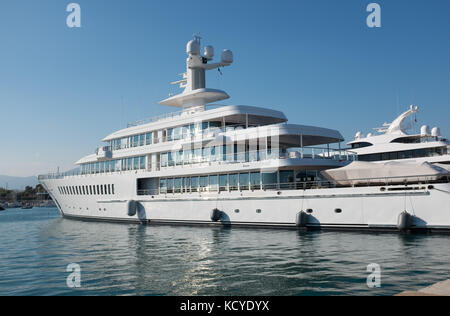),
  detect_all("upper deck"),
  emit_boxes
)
[102,104,288,142]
